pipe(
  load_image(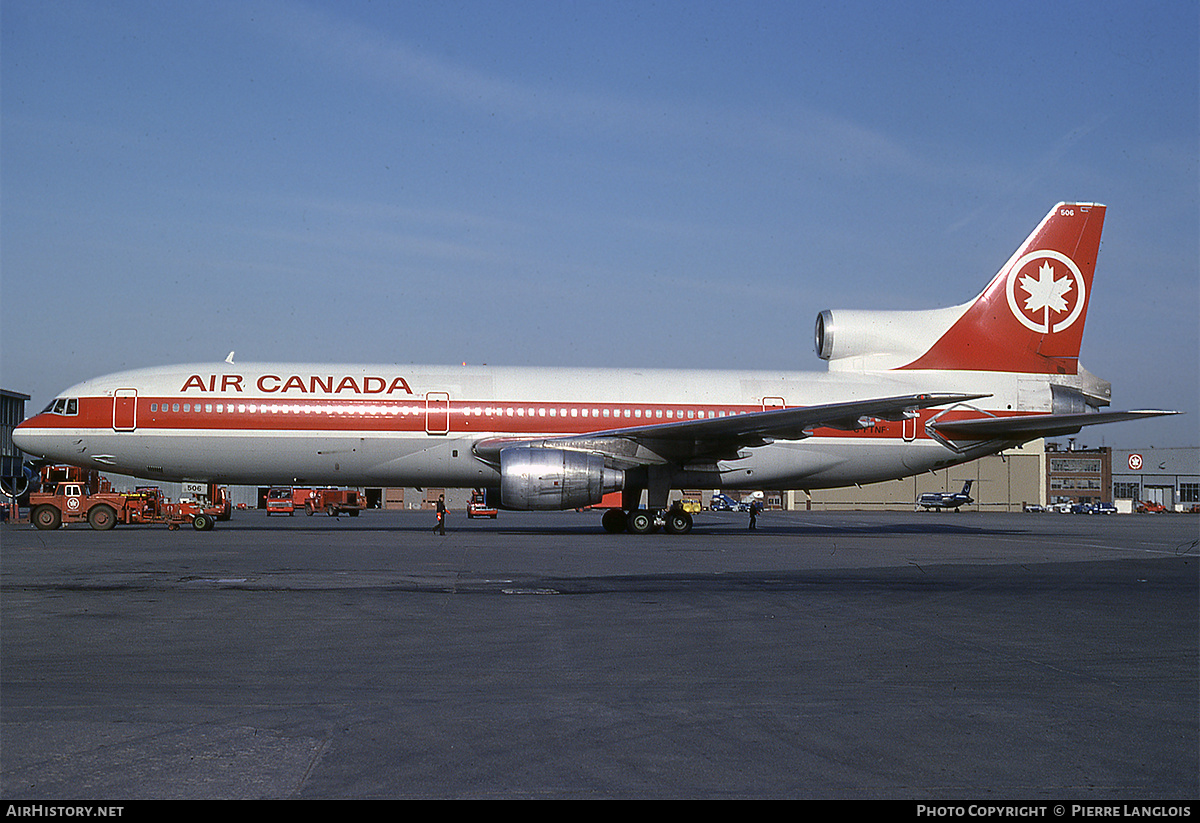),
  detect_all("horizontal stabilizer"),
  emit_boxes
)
[930,409,1180,440]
